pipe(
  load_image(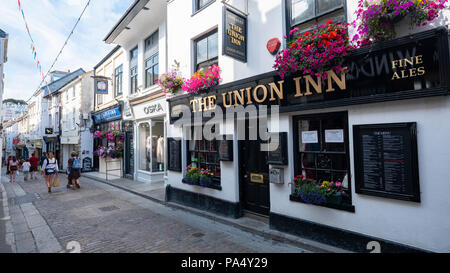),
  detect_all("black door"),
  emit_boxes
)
[239,119,270,216]
[124,131,134,179]
[93,138,100,171]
